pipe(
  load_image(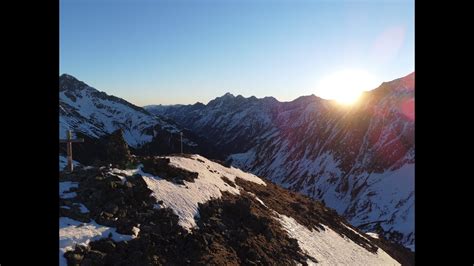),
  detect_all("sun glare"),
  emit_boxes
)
[316,69,379,105]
